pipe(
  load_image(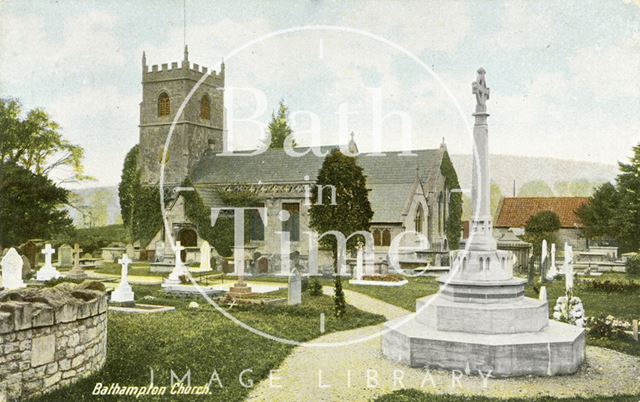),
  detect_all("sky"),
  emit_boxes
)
[1,0,639,188]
